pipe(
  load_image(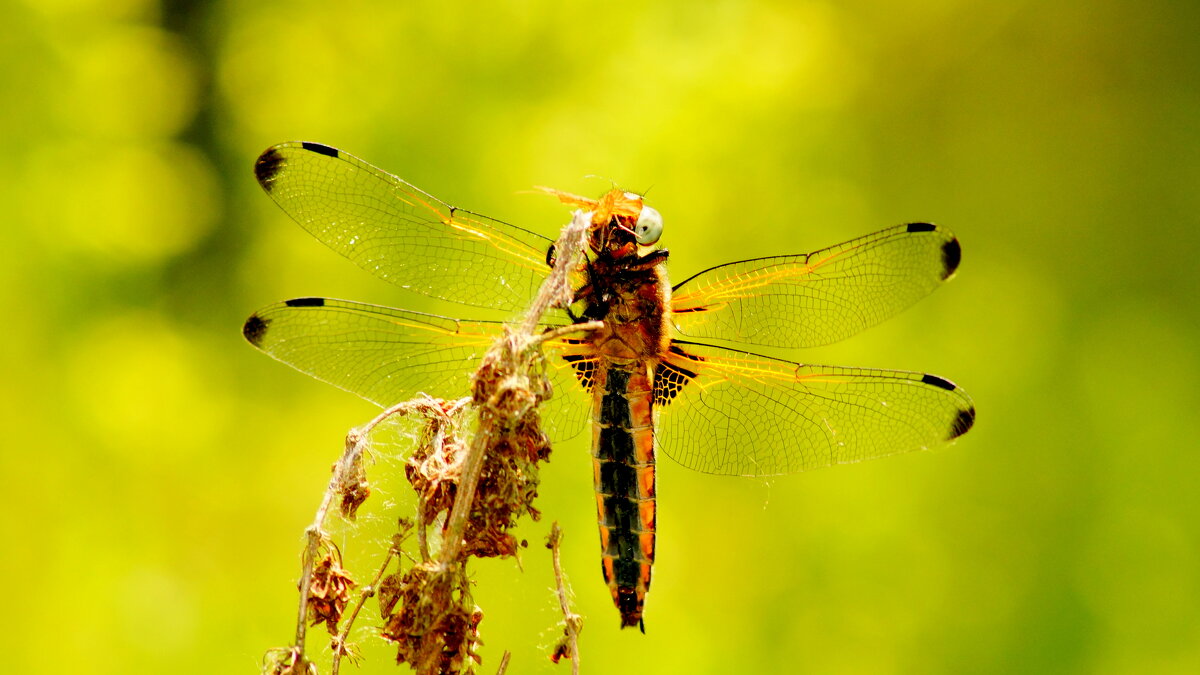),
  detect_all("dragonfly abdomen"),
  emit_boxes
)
[592,361,656,631]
